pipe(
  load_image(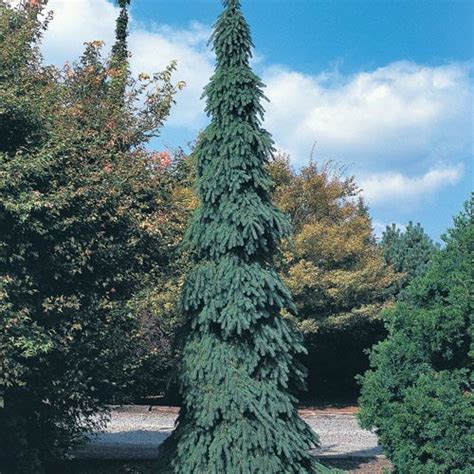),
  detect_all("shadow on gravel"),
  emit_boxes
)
[1,453,390,474]
[324,457,392,473]
[73,430,173,460]
[316,446,384,458]
[38,457,391,474]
